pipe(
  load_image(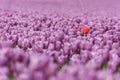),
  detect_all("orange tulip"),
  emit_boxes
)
[81,26,90,35]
